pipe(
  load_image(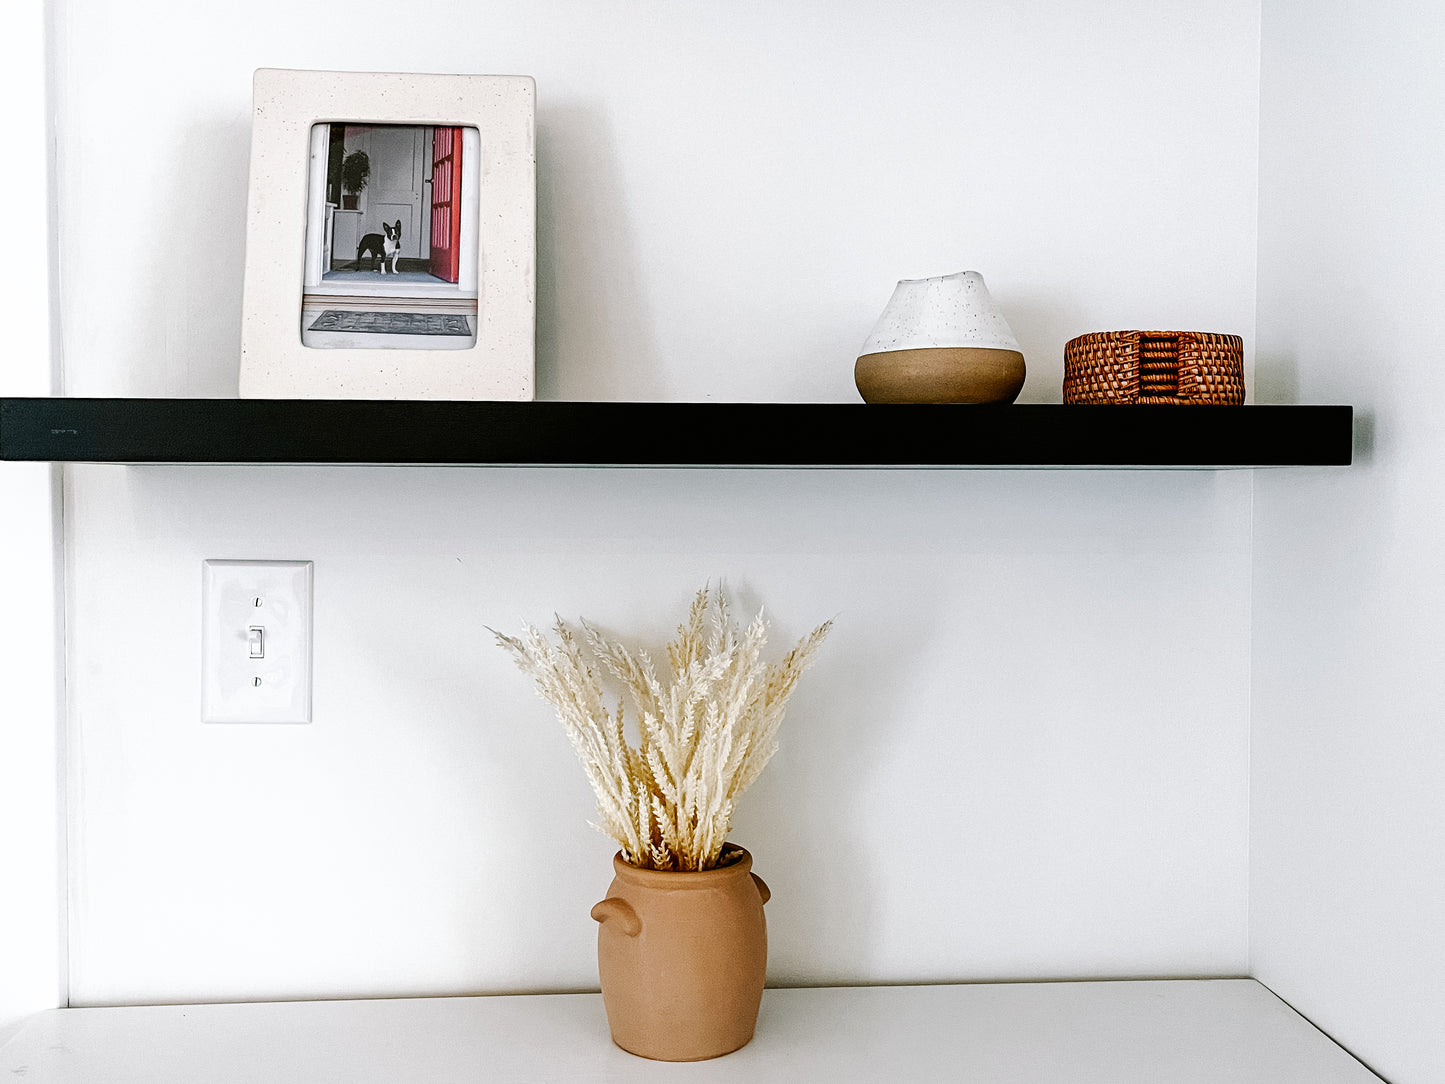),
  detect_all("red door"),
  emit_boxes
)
[428,126,463,283]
